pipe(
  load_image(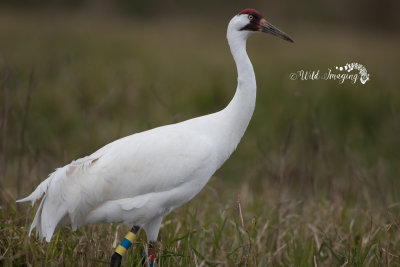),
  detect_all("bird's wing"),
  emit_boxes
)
[48,121,217,227]
[18,117,219,239]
